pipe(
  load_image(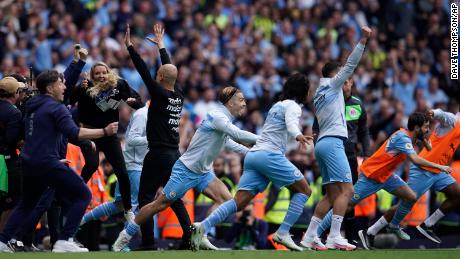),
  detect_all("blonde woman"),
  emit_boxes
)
[70,61,142,219]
